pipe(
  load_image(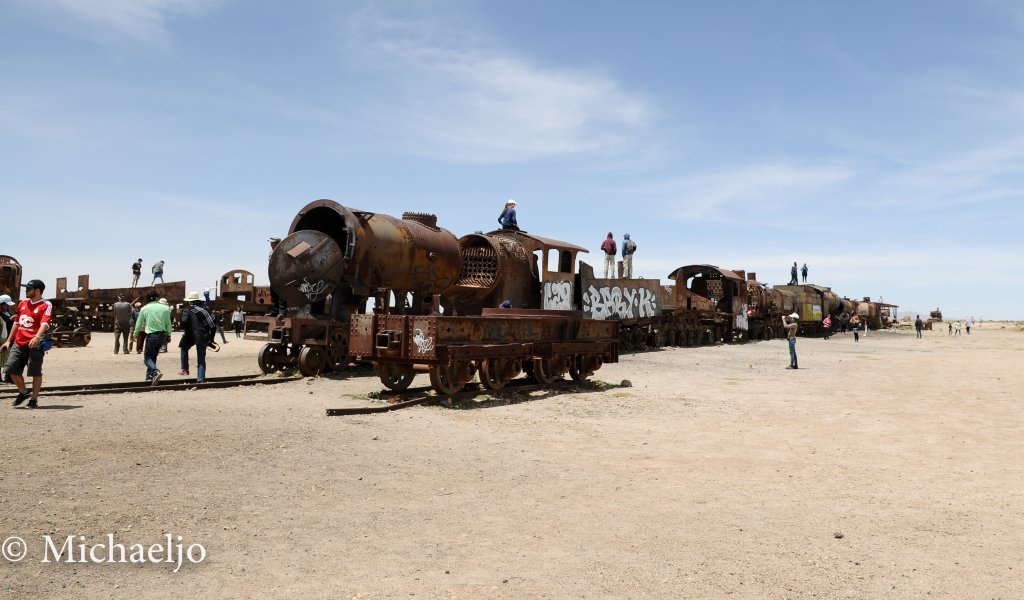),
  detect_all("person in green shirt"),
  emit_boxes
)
[135,291,172,385]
